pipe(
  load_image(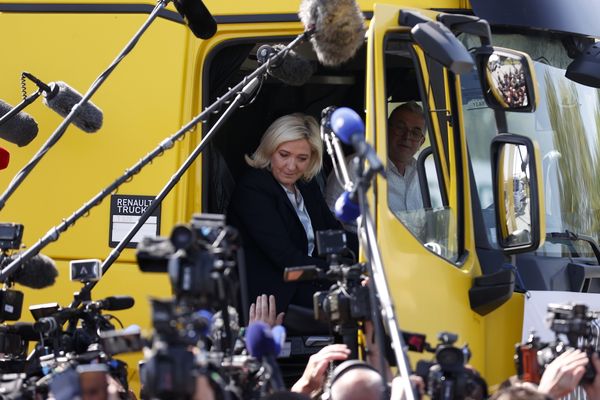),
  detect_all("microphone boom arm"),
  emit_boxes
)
[352,157,417,400]
[0,90,42,130]
[357,170,416,400]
